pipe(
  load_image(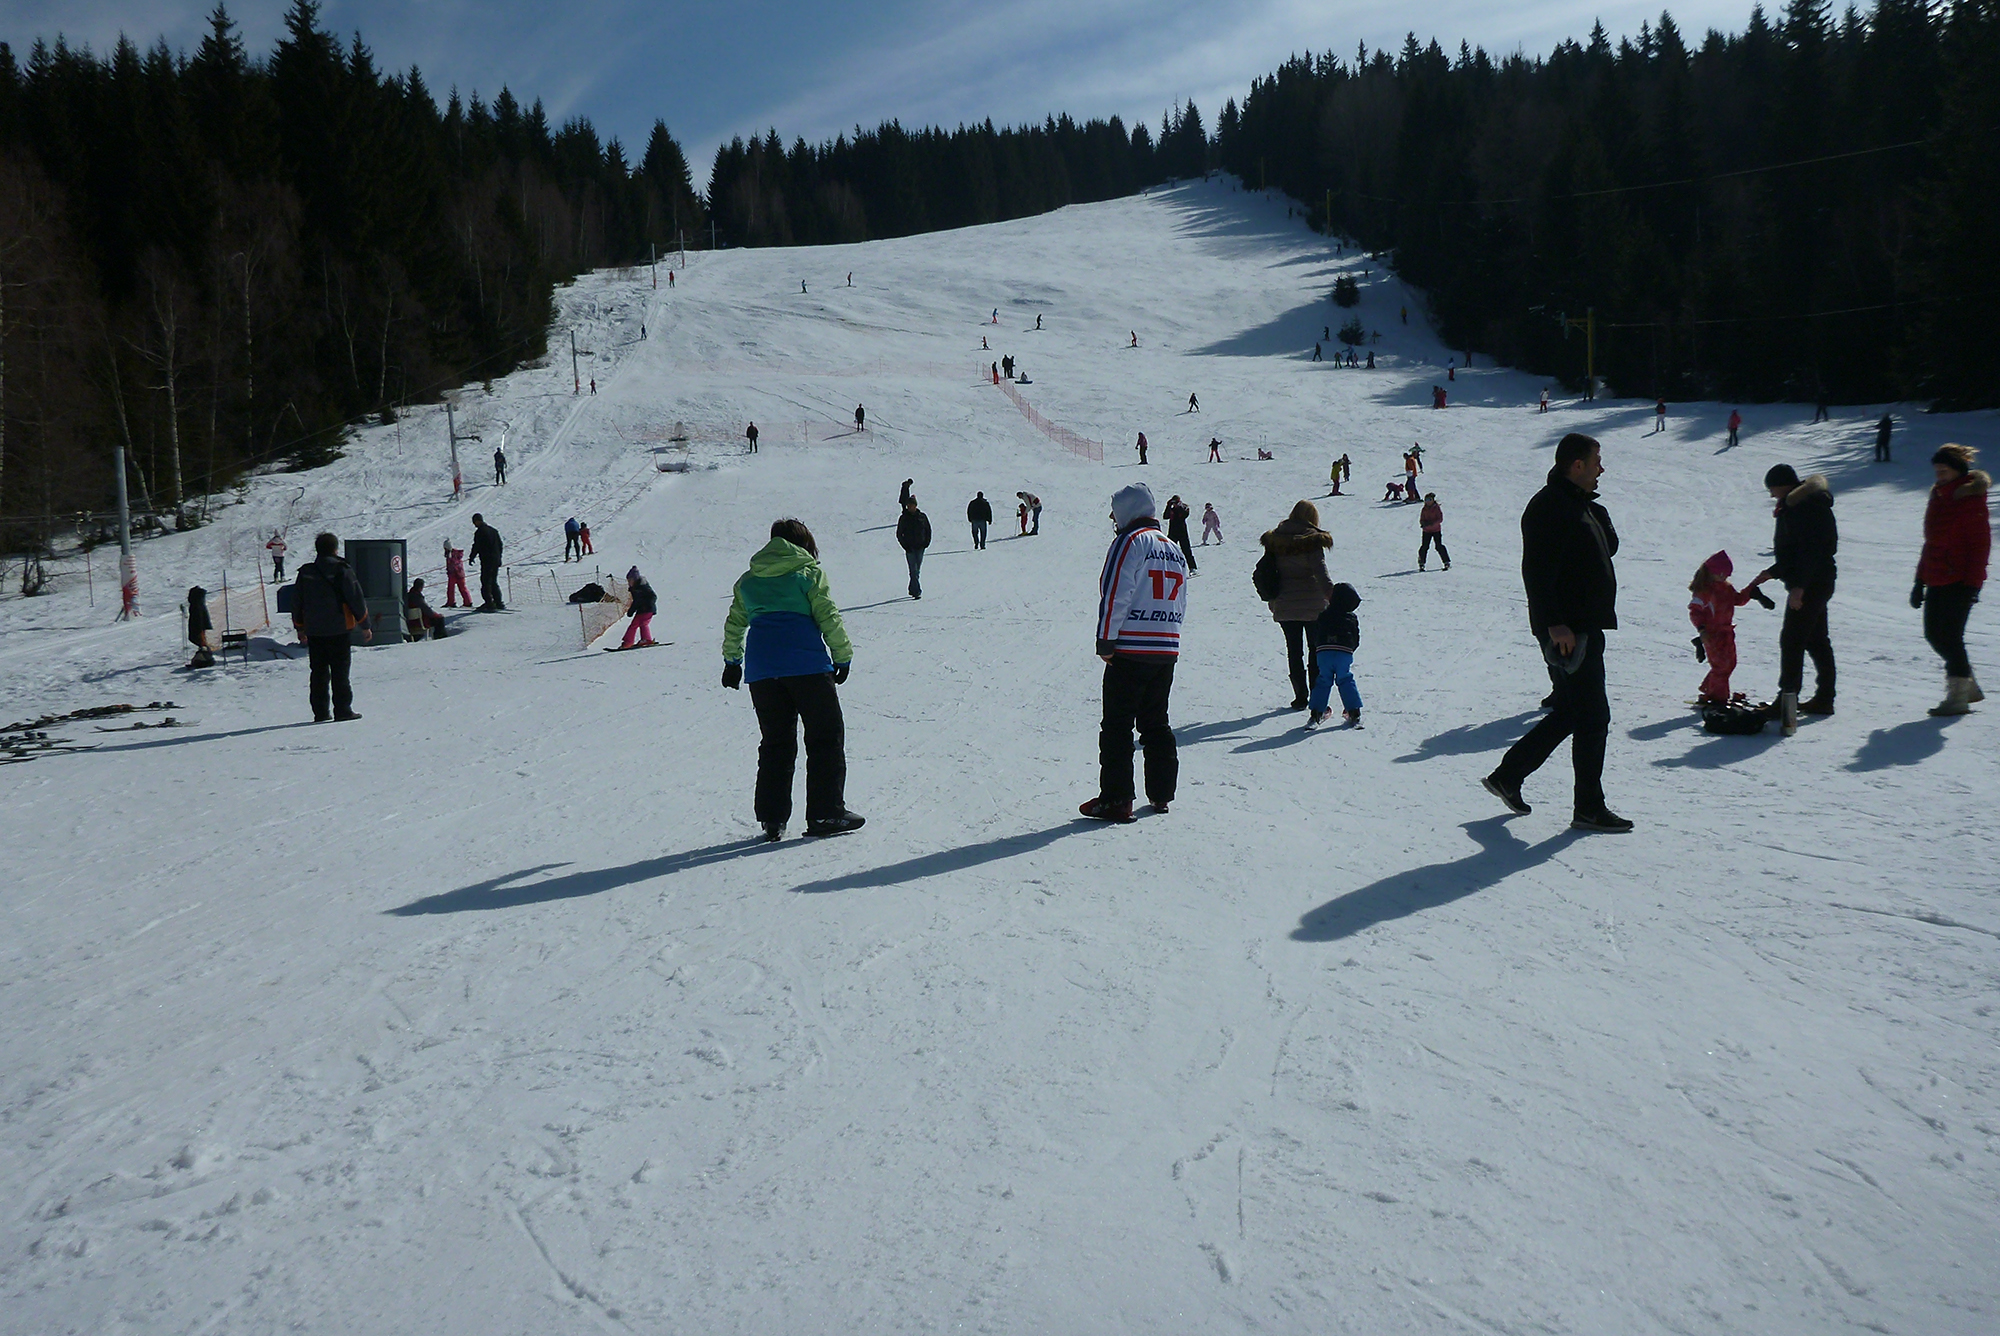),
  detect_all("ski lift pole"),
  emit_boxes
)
[570,330,580,394]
